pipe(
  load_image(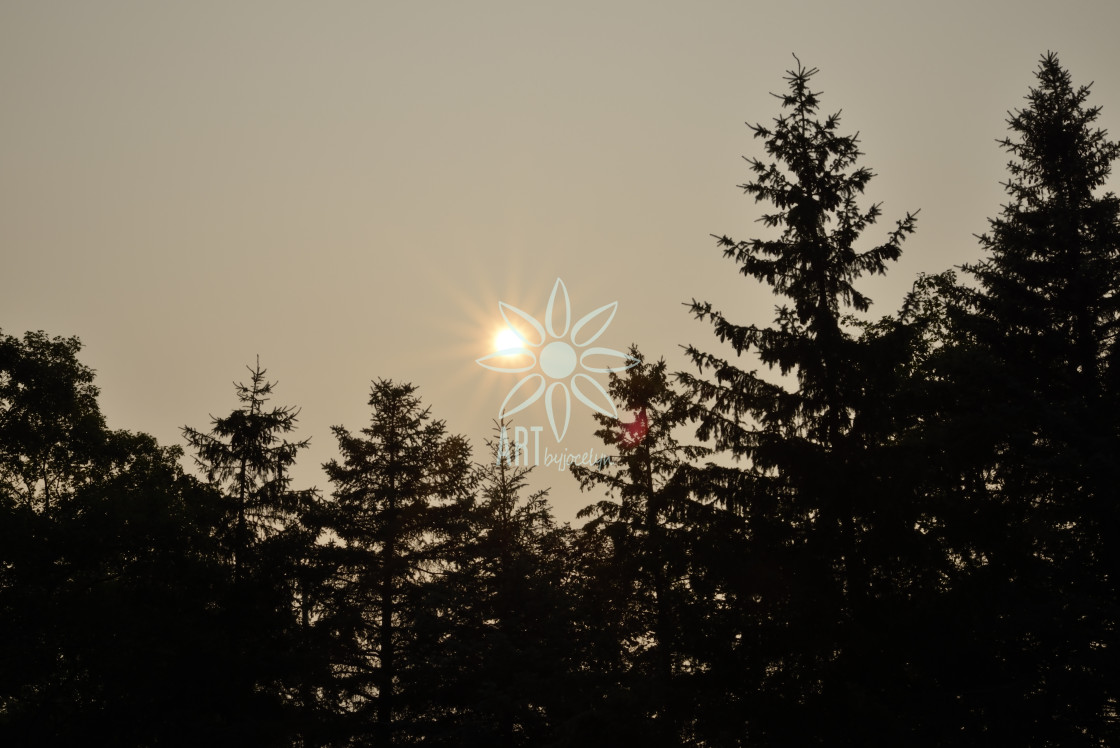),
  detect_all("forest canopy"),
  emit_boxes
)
[2,53,1118,747]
